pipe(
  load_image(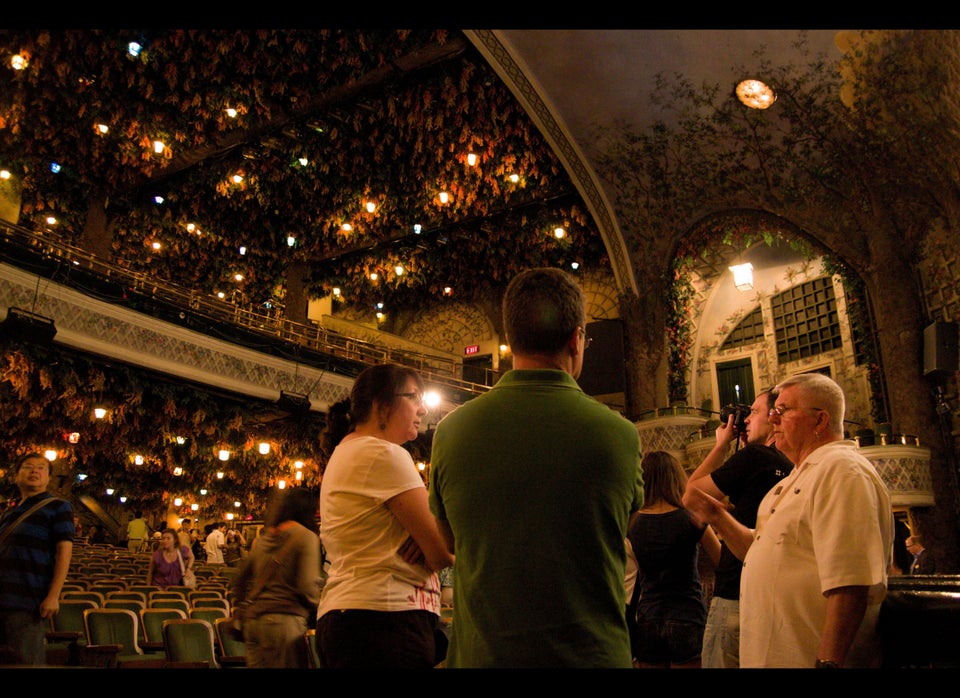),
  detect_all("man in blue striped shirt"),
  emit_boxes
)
[0,453,74,665]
